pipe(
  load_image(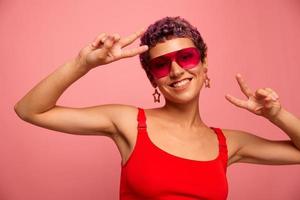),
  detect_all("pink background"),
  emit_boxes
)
[1,0,300,199]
